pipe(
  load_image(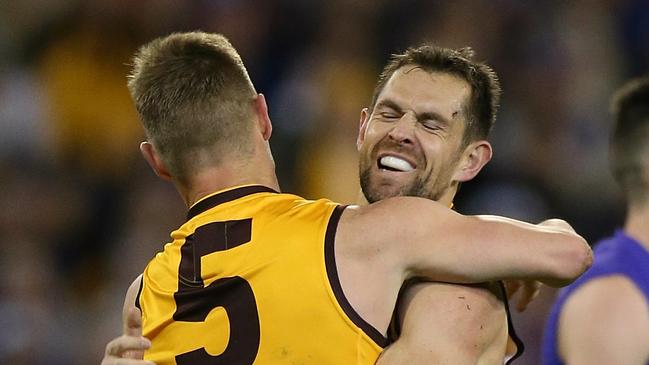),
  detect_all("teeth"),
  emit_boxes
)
[379,156,414,172]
